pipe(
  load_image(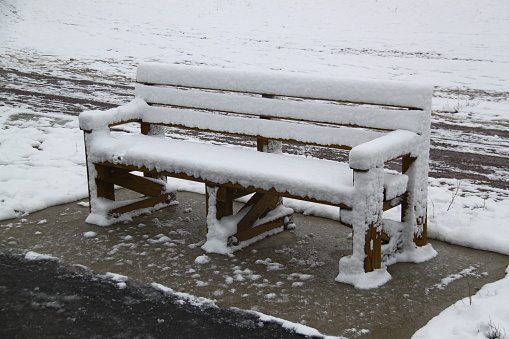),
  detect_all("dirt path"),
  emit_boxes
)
[1,66,508,190]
